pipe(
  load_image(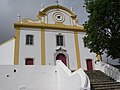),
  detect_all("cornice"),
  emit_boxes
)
[14,22,85,32]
